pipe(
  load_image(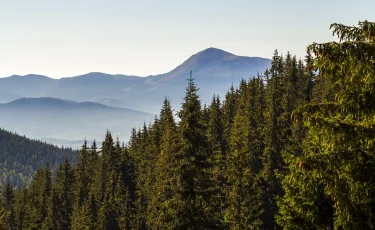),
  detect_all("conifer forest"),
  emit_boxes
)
[1,21,375,229]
